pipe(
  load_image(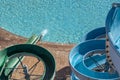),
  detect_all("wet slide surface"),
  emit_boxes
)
[69,40,119,80]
